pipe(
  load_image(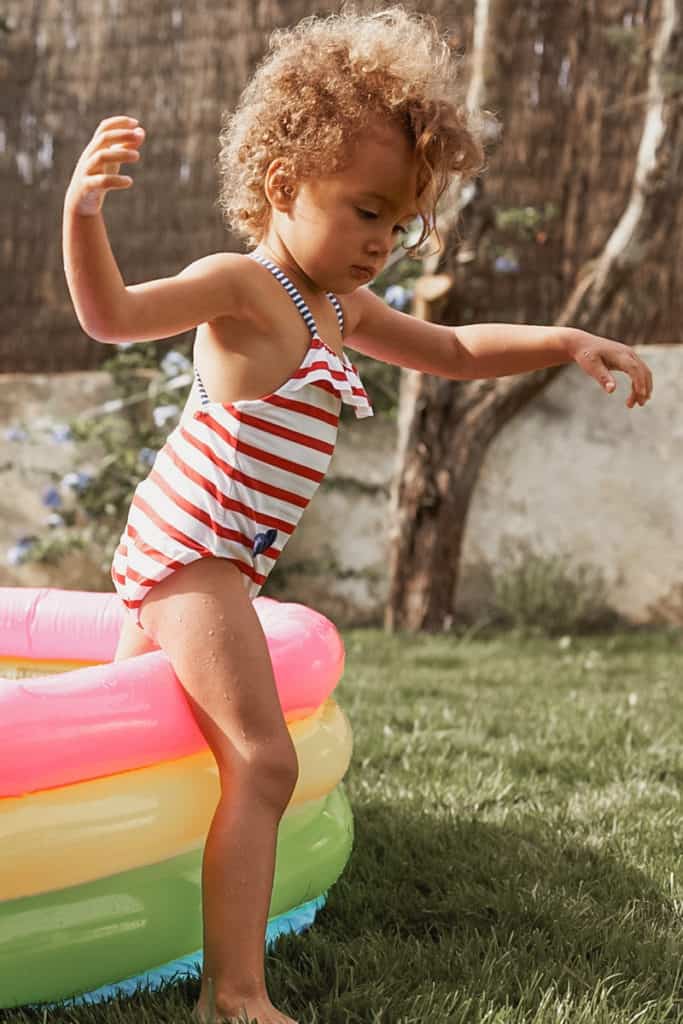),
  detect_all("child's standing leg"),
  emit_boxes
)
[137,556,300,1024]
